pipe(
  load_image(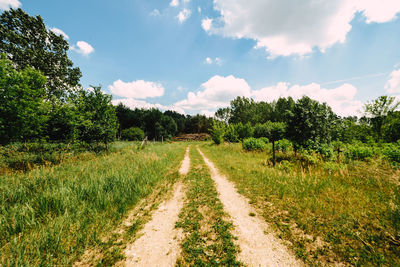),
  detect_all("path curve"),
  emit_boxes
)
[123,146,190,266]
[198,148,302,267]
